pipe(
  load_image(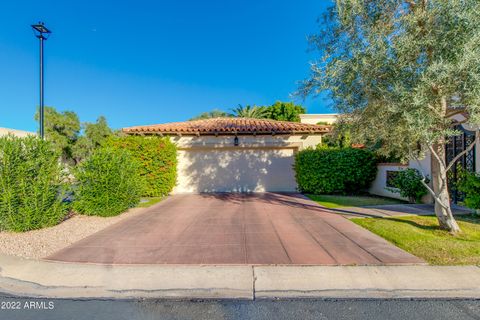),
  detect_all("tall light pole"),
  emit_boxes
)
[31,22,51,139]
